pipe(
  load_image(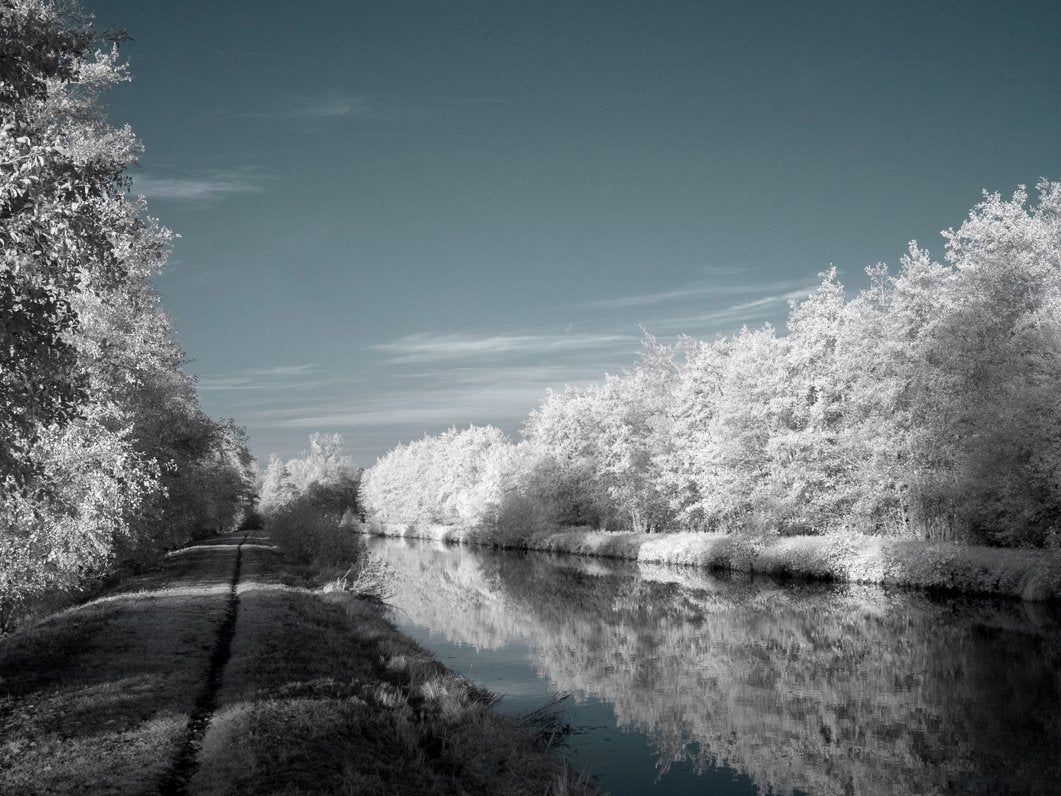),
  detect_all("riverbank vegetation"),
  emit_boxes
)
[360,183,1061,597]
[0,1,255,633]
[372,523,1061,601]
